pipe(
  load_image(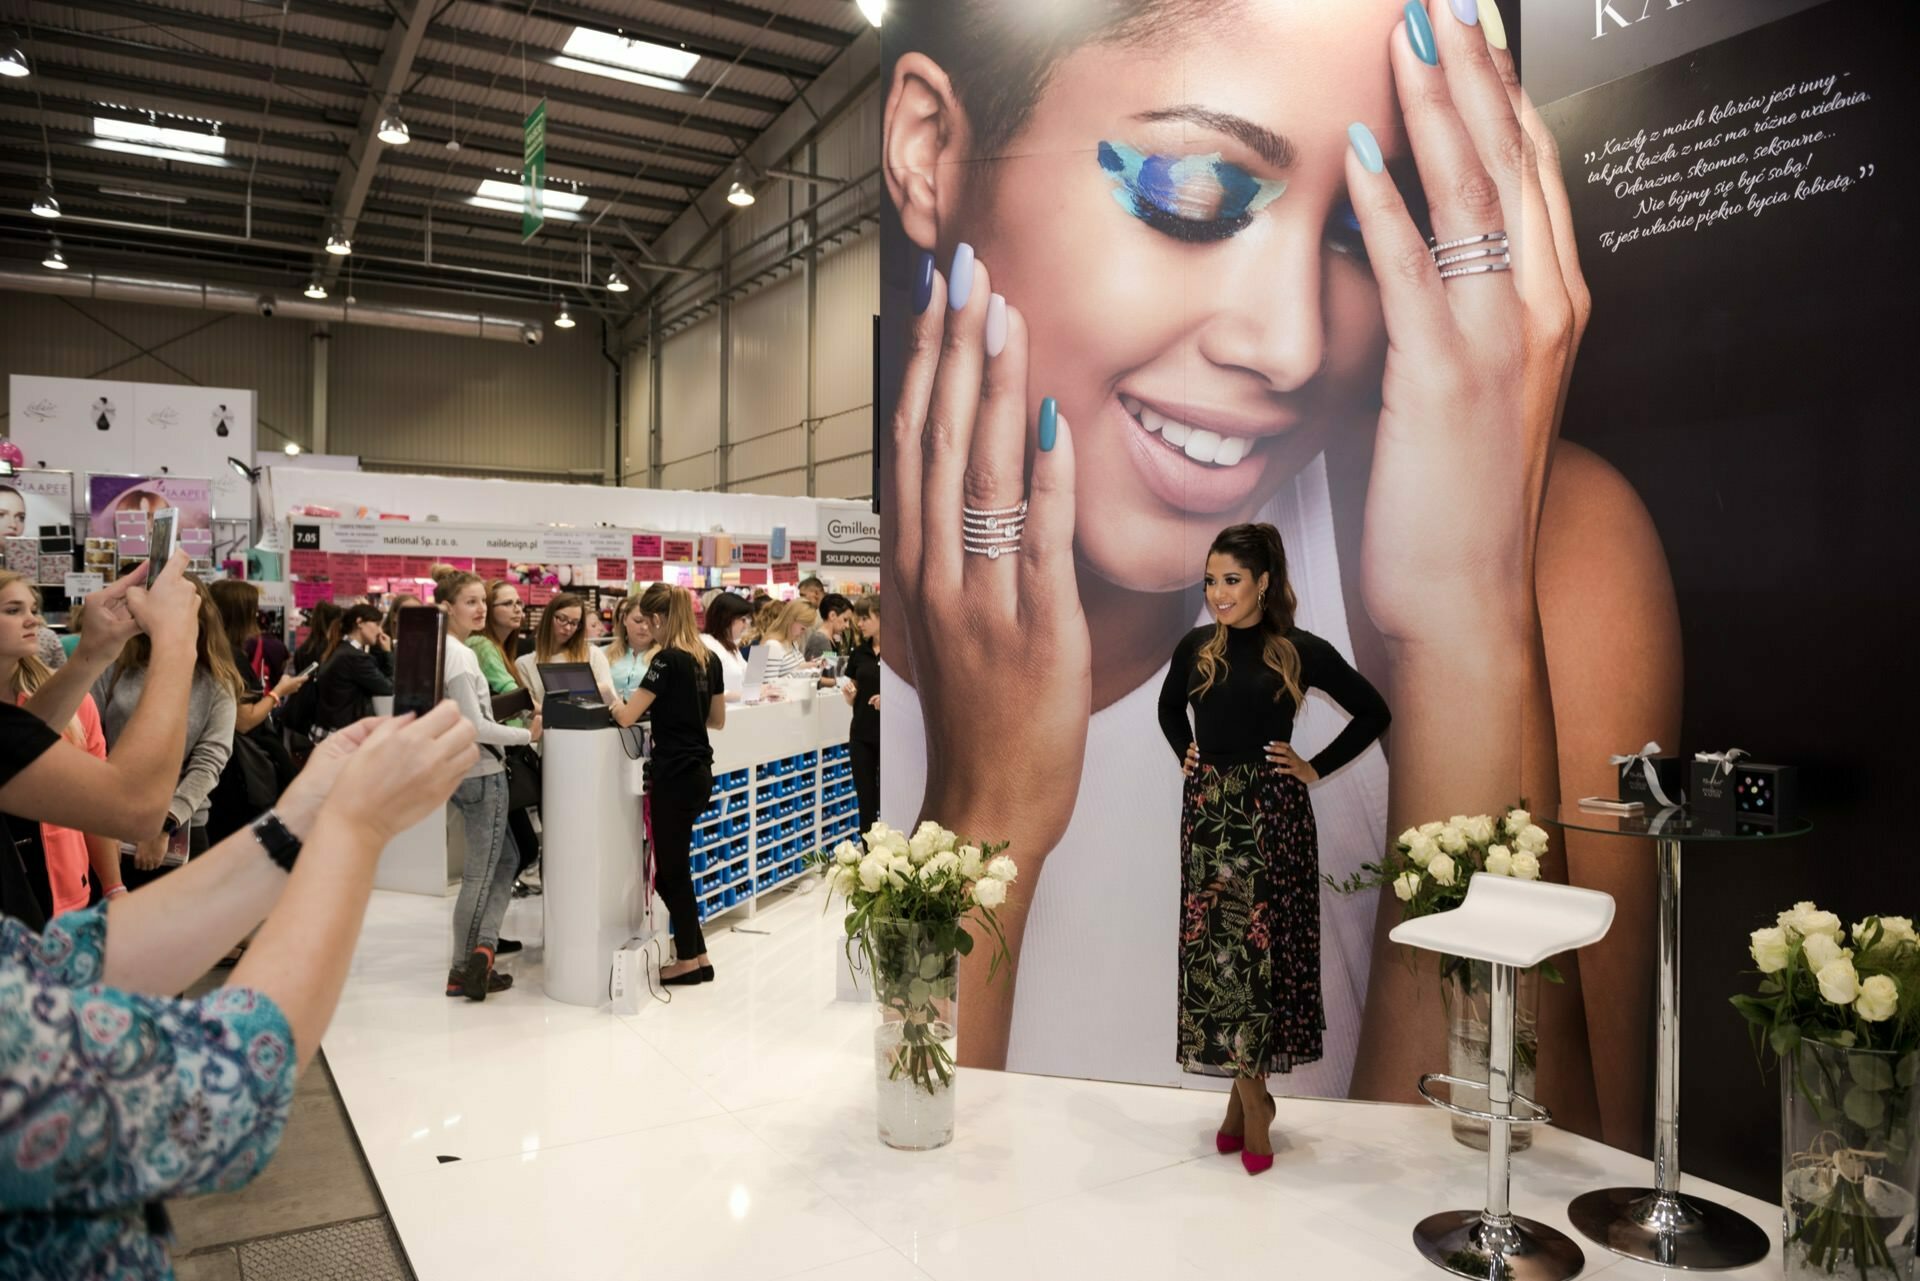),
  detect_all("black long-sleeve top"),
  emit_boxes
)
[1157,624,1390,778]
[845,641,880,745]
[313,643,394,732]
